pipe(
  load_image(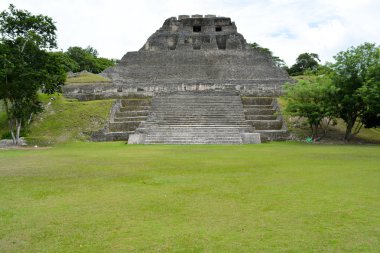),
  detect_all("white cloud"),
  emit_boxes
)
[1,0,379,65]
